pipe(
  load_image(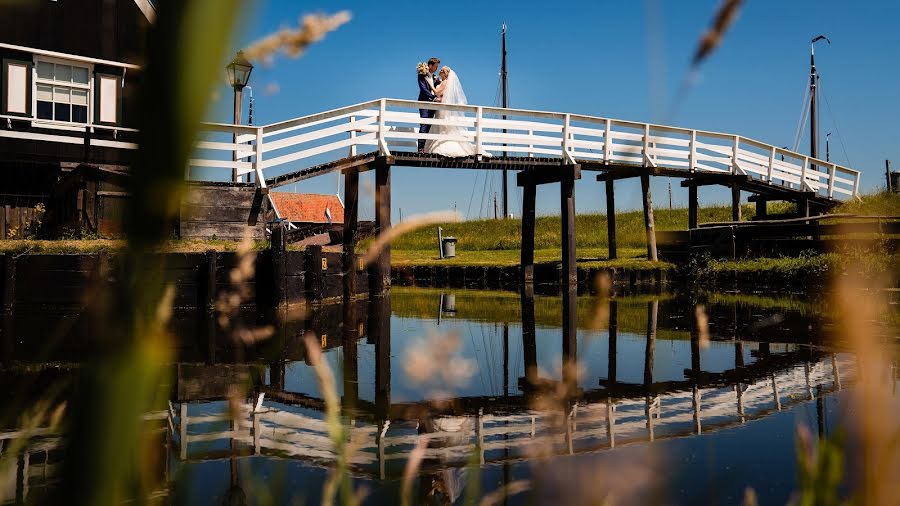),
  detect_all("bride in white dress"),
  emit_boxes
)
[424,67,488,158]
